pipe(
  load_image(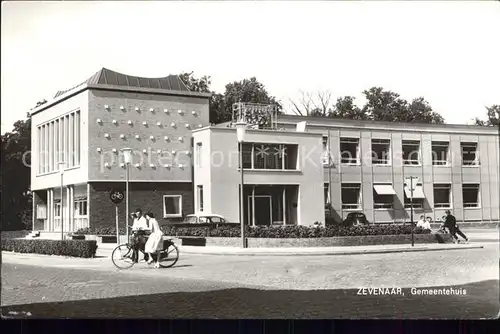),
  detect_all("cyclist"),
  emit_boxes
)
[130,208,151,262]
